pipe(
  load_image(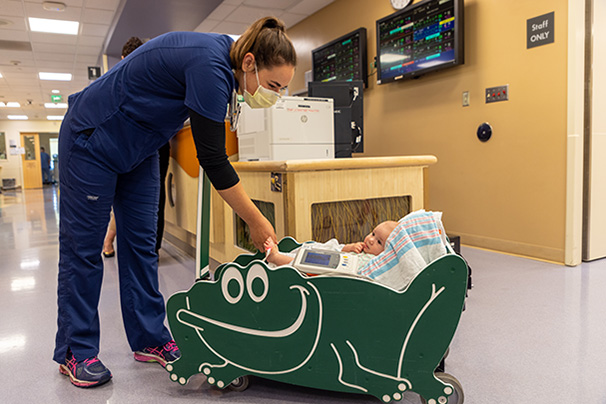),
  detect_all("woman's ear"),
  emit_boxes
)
[241,52,256,72]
